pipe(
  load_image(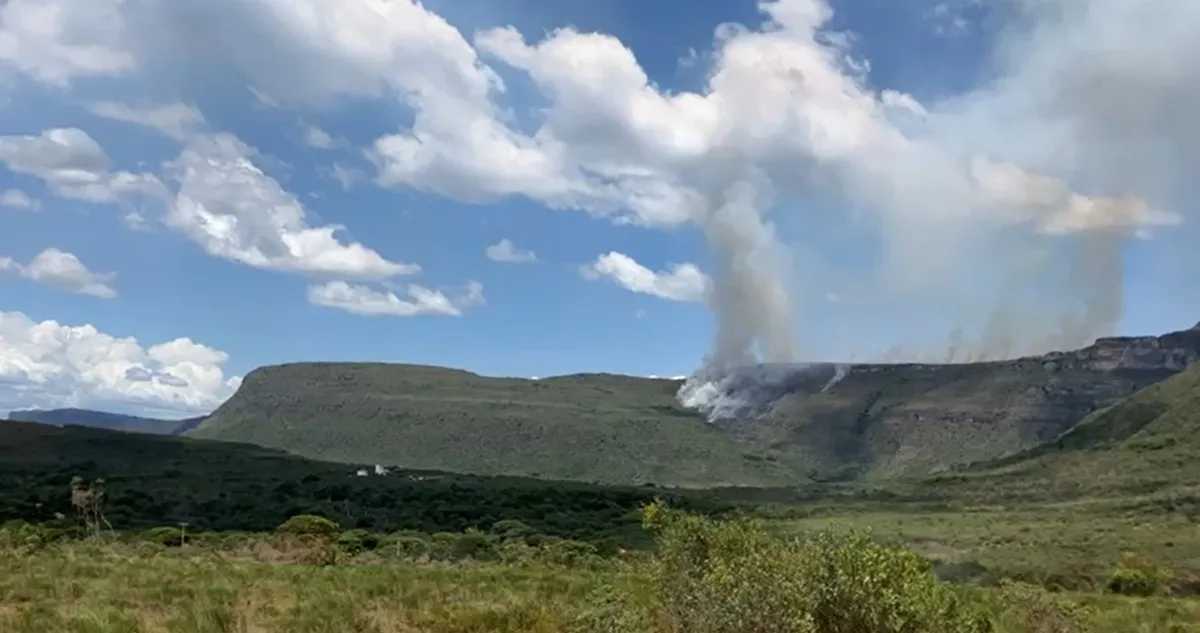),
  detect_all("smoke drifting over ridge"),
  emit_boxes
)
[677,0,1197,417]
[61,0,1193,419]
